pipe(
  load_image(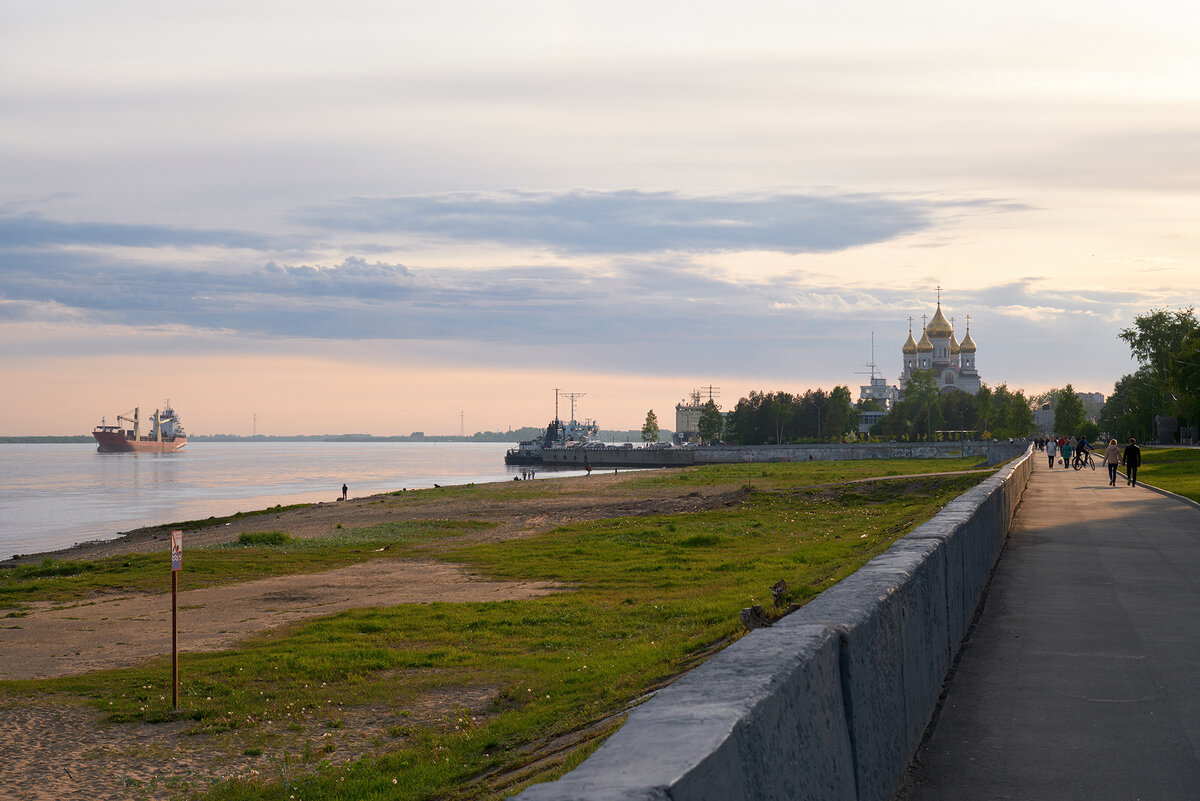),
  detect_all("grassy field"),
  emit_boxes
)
[1135,447,1200,502]
[0,458,994,800]
[0,521,495,608]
